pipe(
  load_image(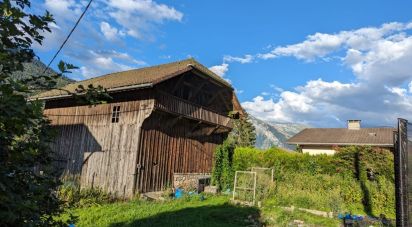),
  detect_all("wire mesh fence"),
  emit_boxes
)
[232,171,257,205]
[251,167,274,182]
[232,167,275,205]
[251,167,275,201]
